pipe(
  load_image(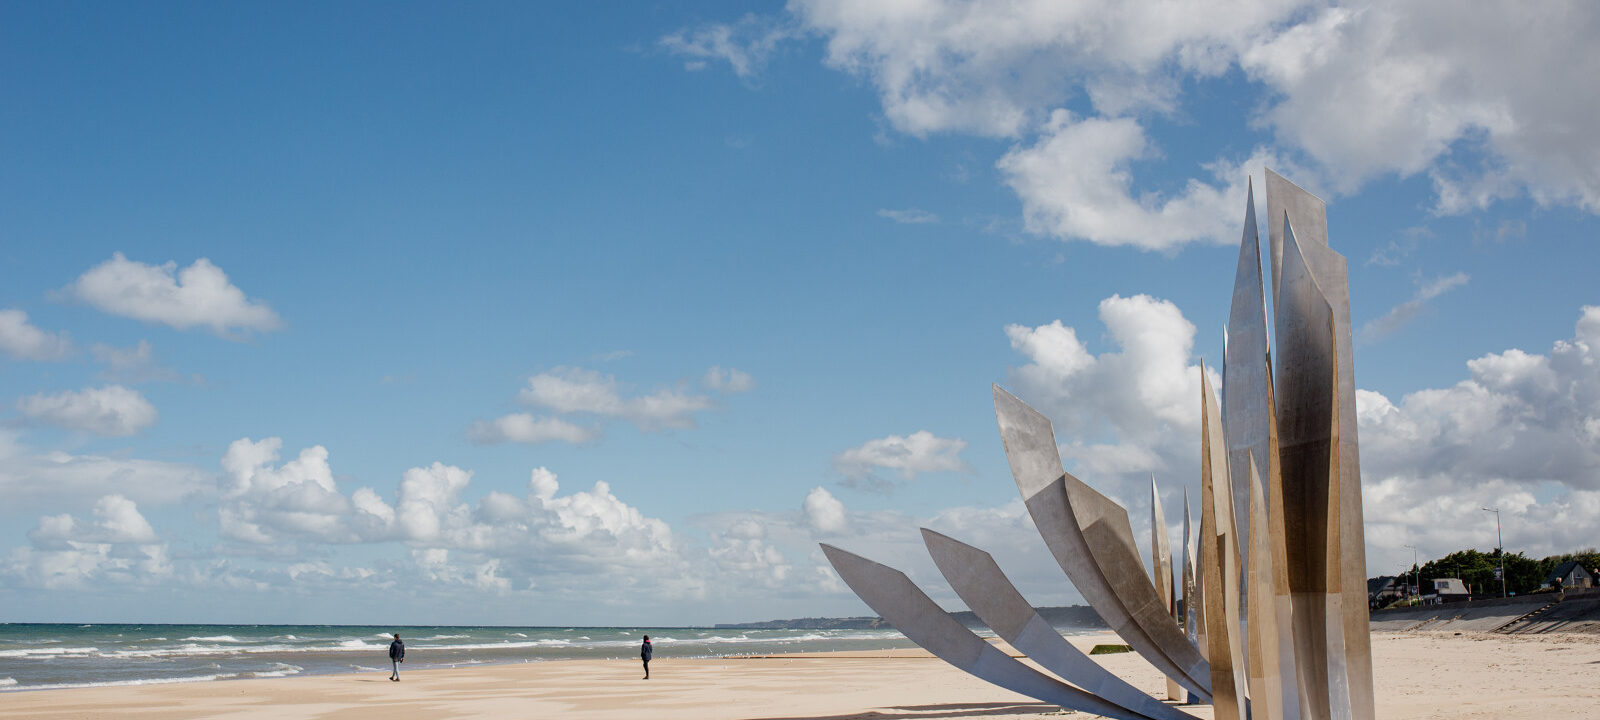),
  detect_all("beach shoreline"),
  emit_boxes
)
[3,631,1598,719]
